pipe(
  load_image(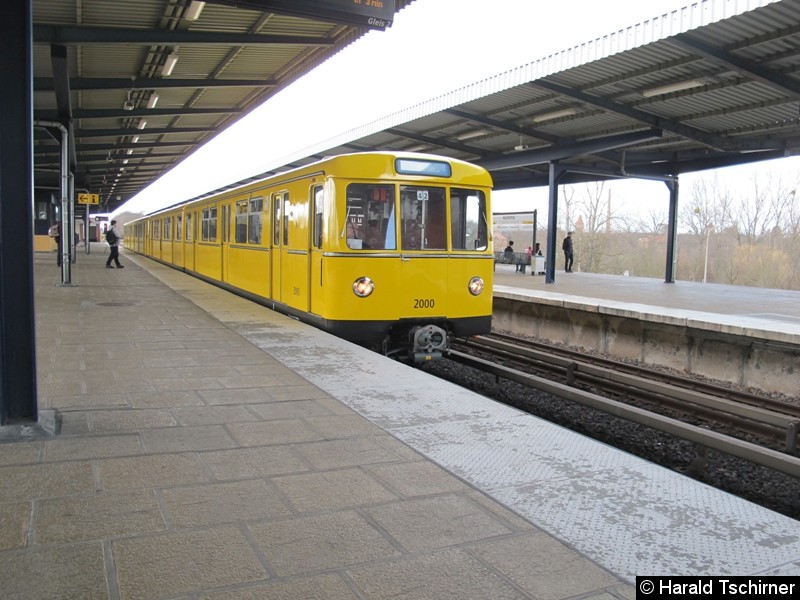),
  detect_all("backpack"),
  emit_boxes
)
[105,228,117,245]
